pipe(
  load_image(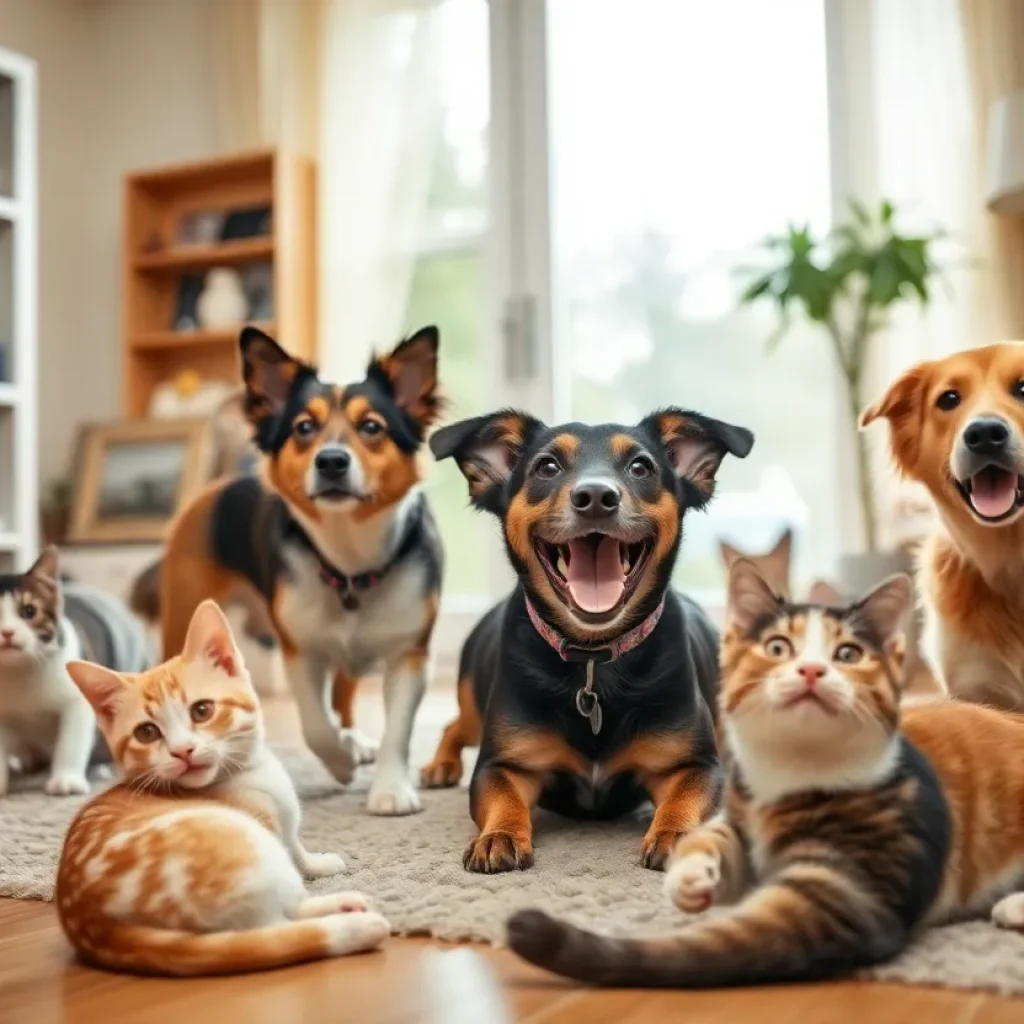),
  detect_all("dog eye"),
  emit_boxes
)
[834,643,863,664]
[1013,380,1024,401]
[936,389,960,411]
[764,635,794,659]
[358,418,384,438]
[533,456,561,479]
[627,457,654,479]
[294,418,317,439]
[190,700,215,723]
[133,722,162,745]
[19,603,36,620]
